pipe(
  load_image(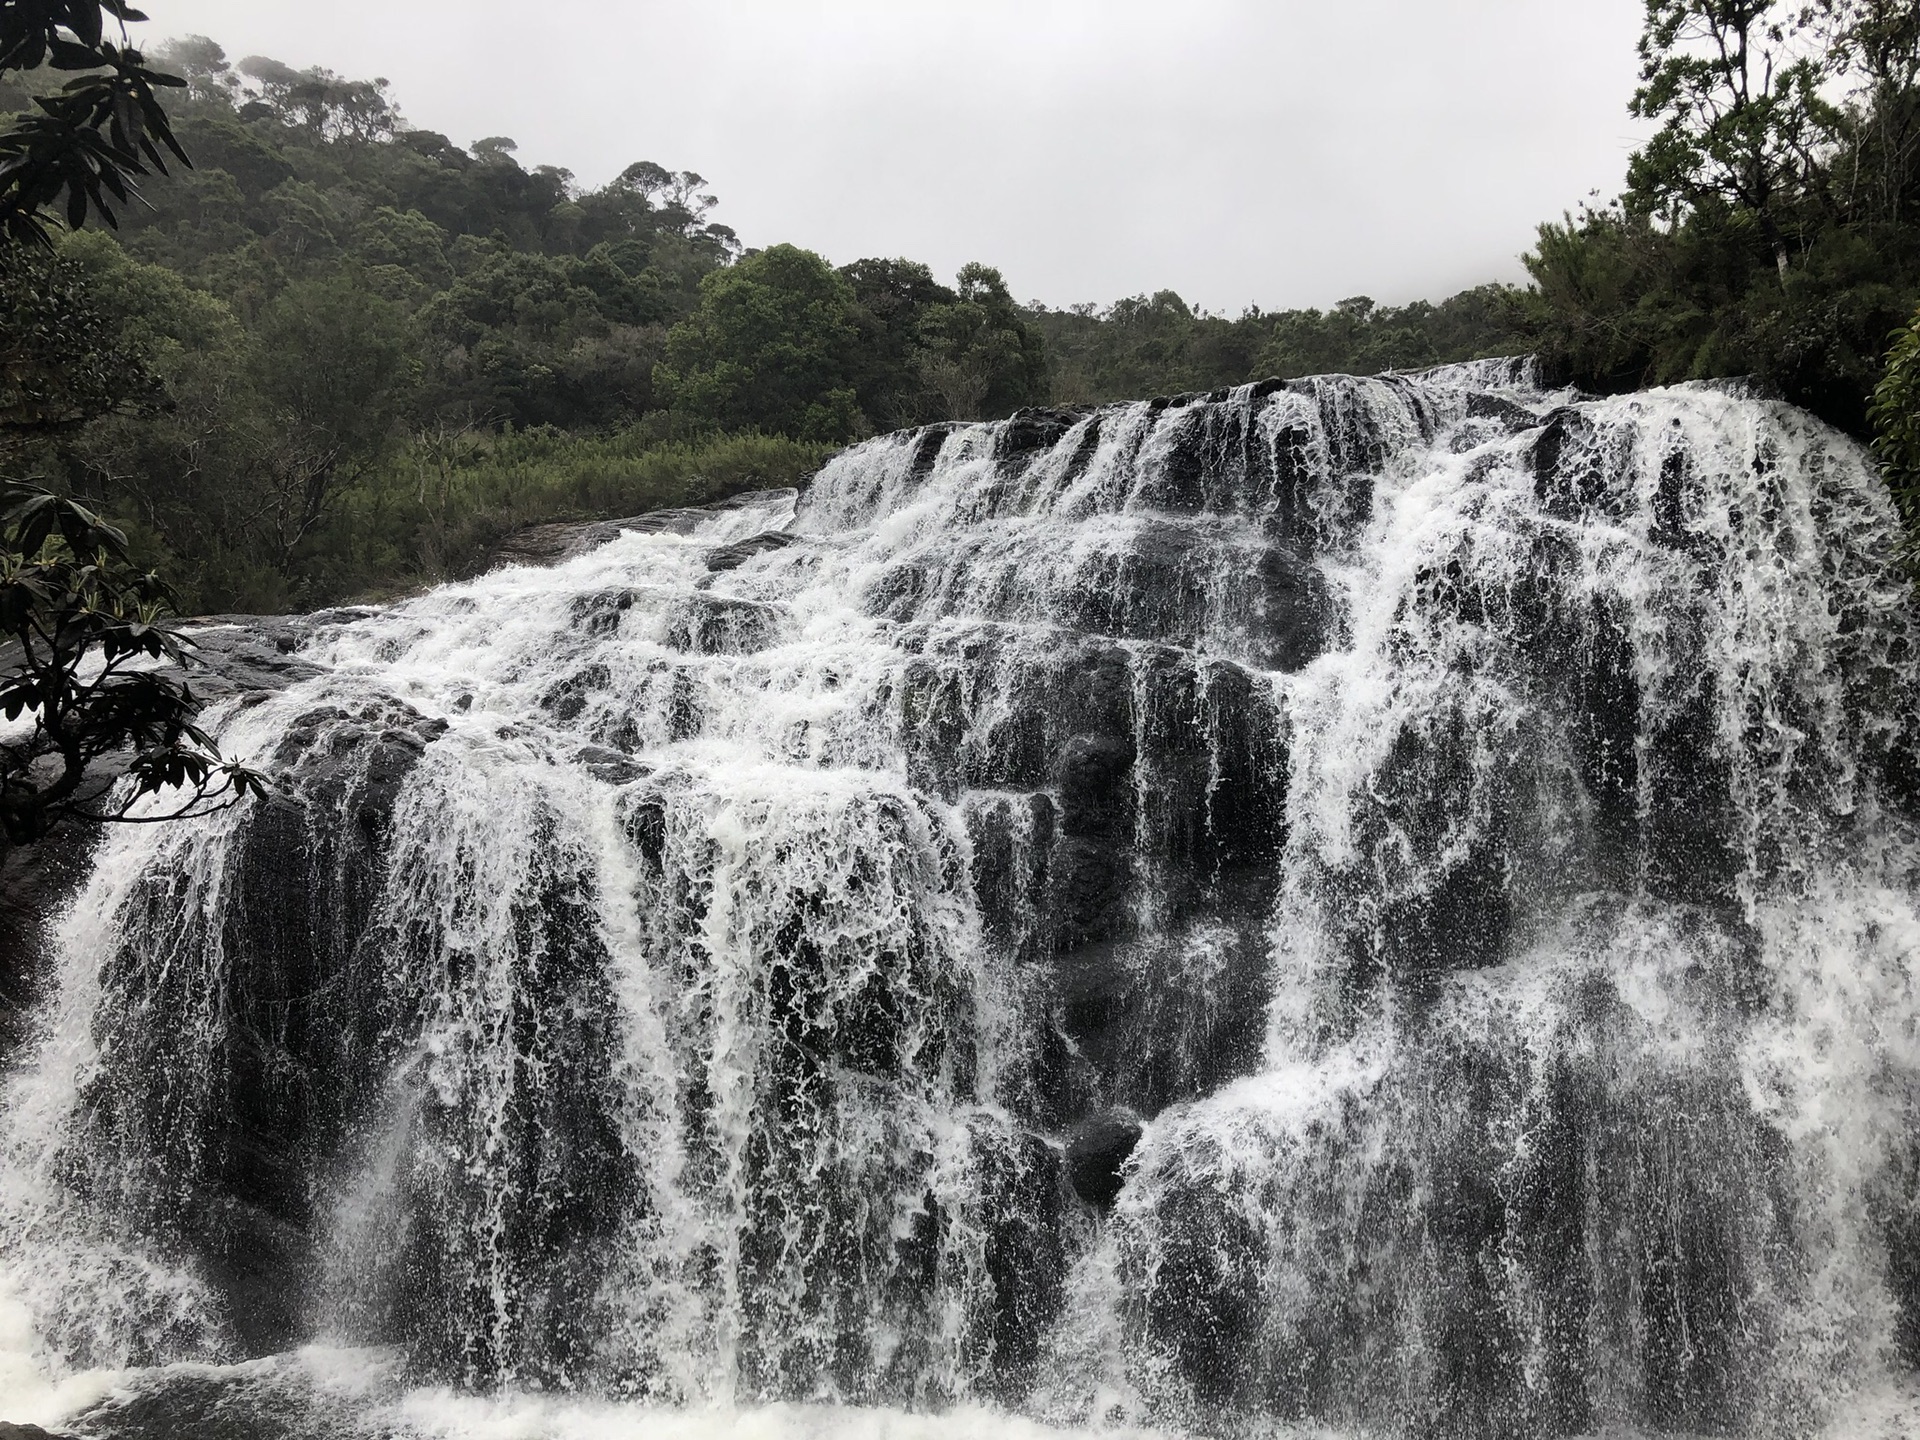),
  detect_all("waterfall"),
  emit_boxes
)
[3,362,1918,1438]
